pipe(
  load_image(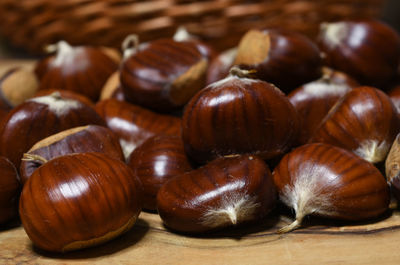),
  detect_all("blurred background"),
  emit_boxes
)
[0,0,399,58]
